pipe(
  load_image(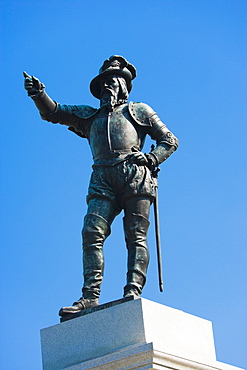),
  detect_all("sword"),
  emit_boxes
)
[151,145,164,292]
